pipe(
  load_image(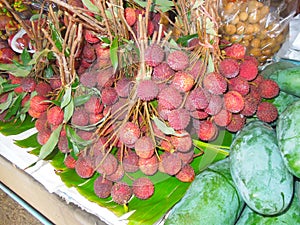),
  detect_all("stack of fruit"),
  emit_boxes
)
[0,0,299,223]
